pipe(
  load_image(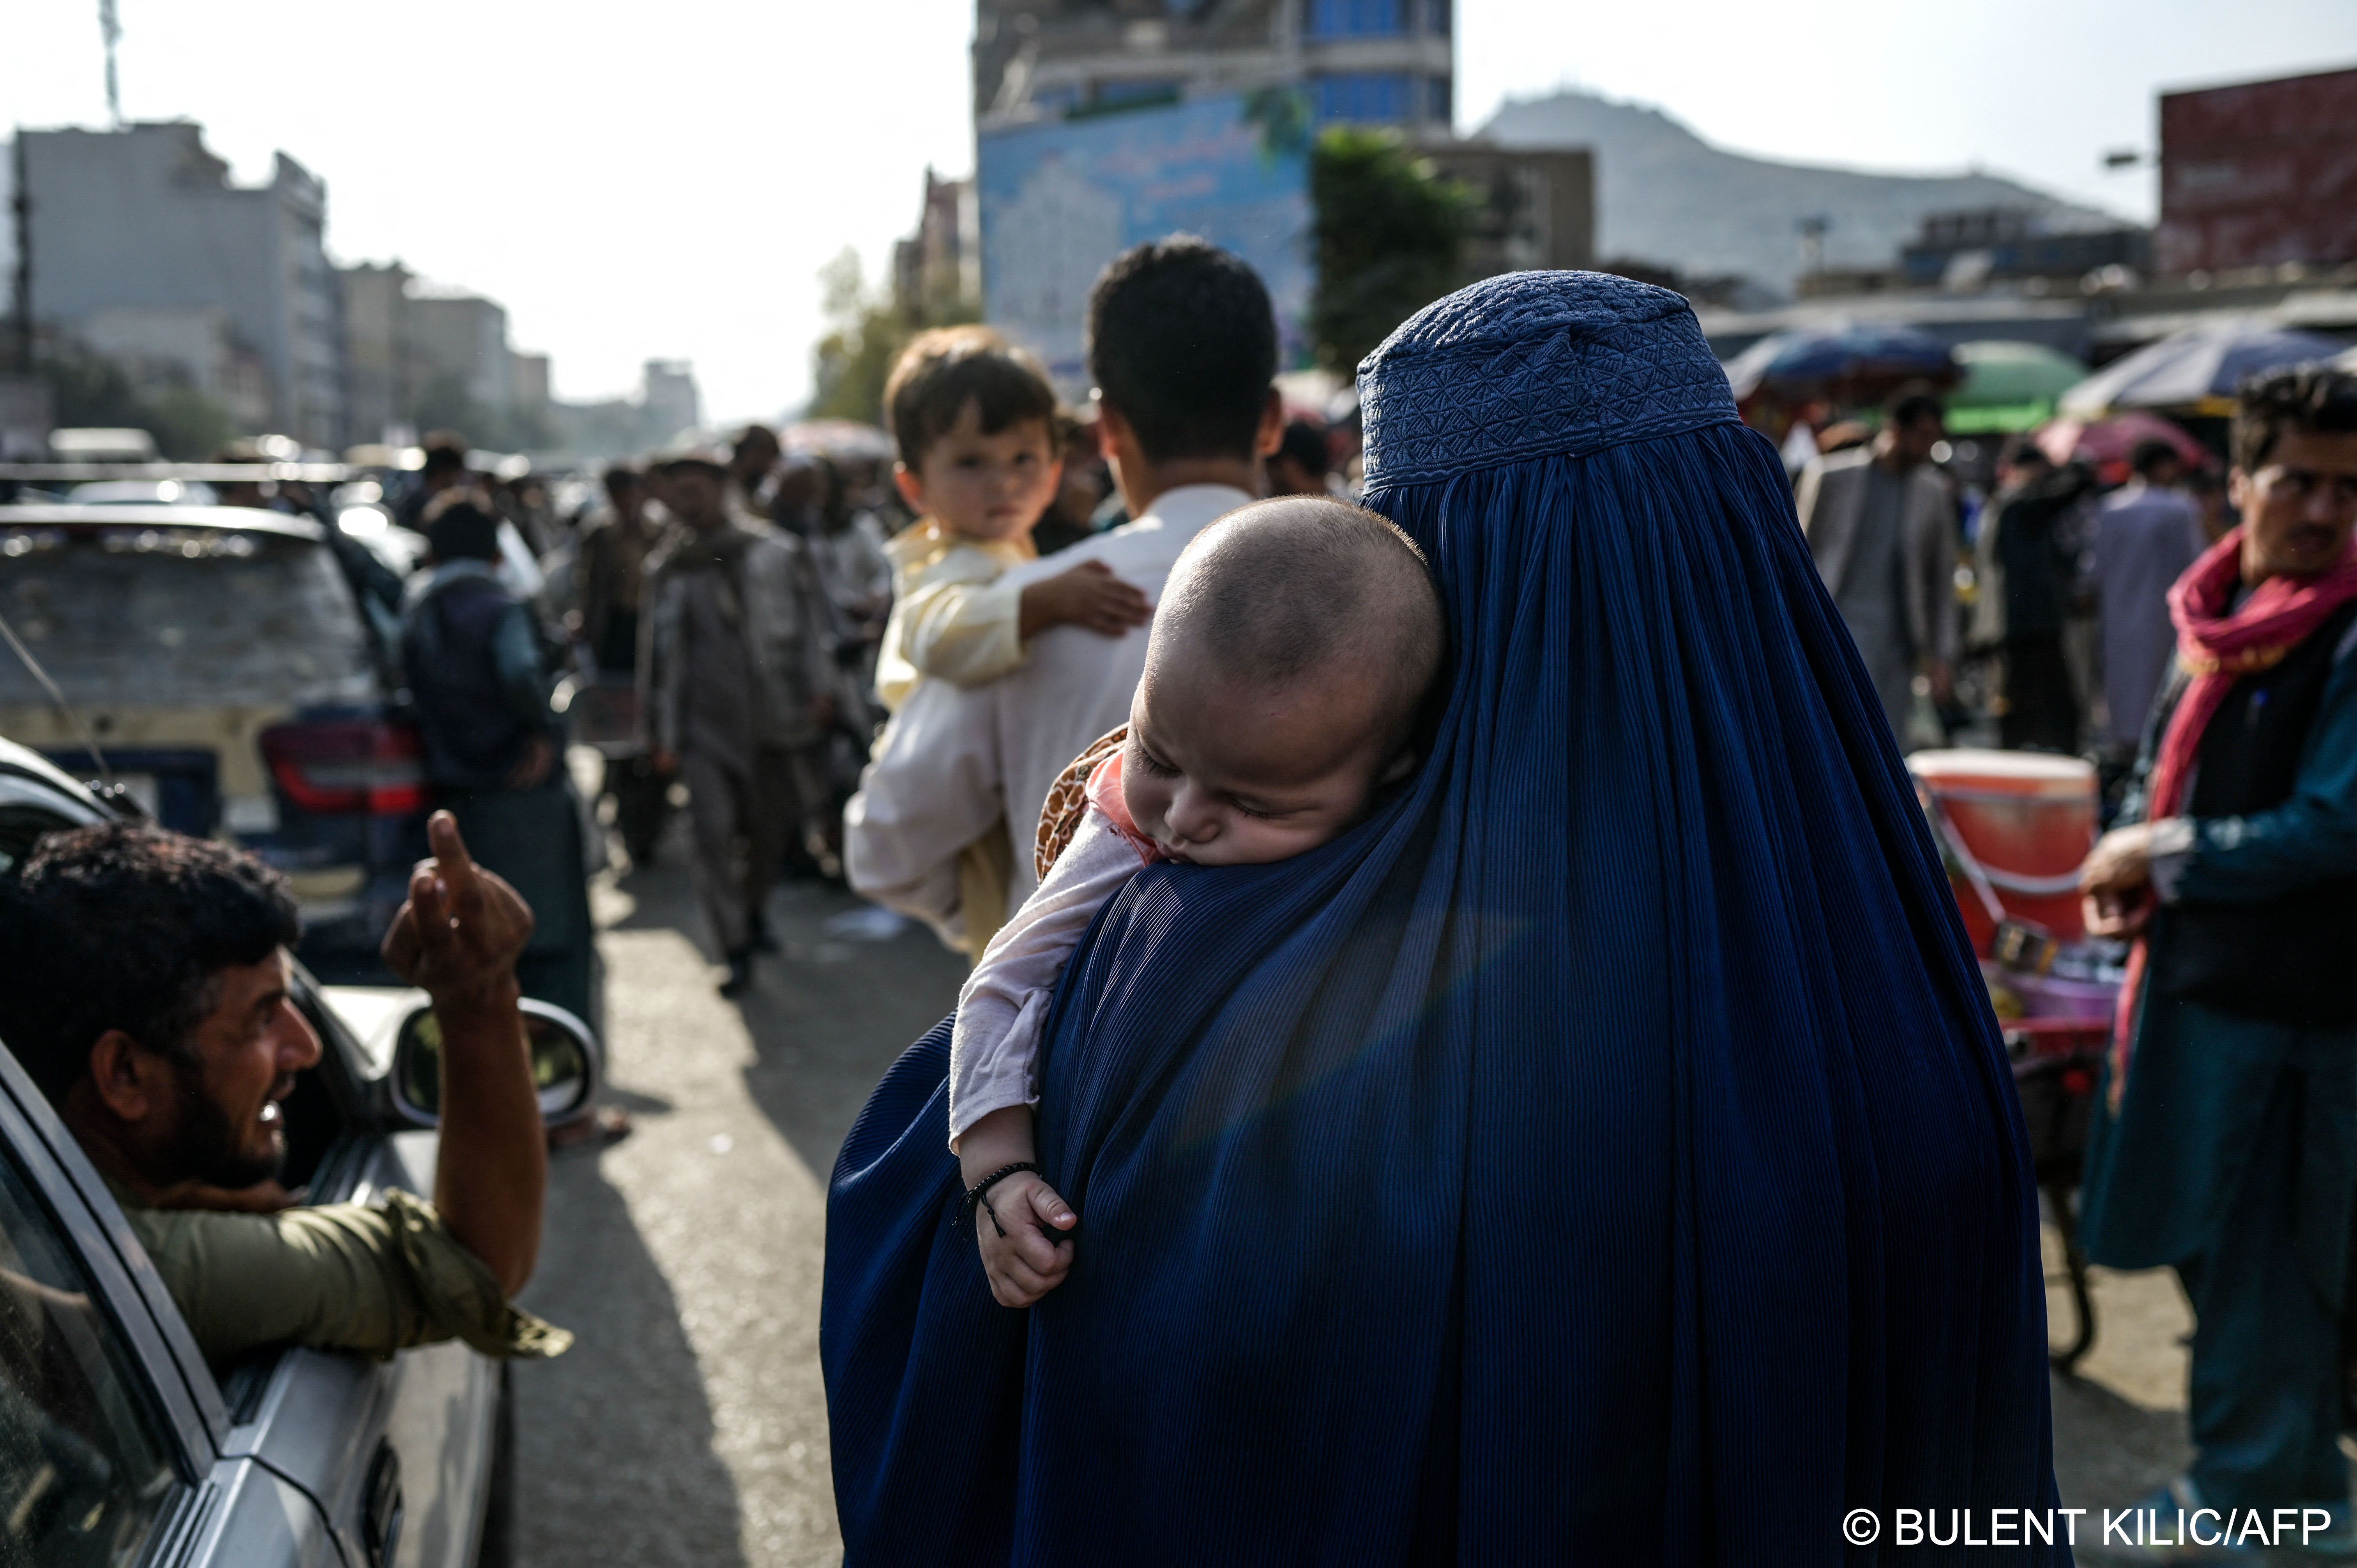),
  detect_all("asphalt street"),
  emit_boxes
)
[508,803,965,1568]
[502,784,2210,1564]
